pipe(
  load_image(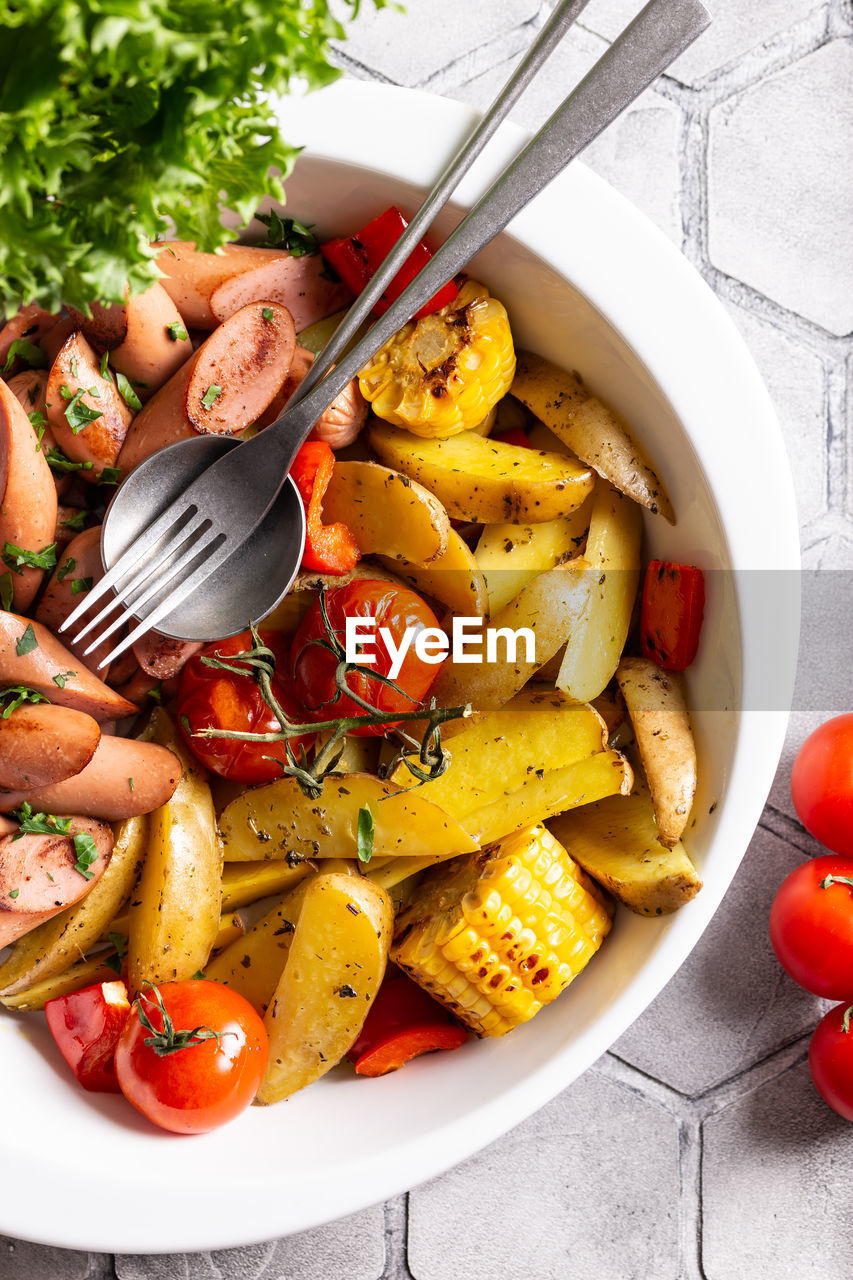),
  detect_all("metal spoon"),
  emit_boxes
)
[73,0,710,663]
